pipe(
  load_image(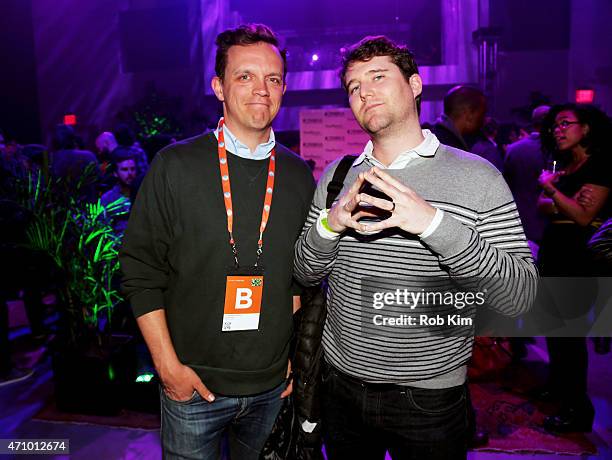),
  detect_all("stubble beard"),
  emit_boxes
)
[363,112,394,137]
